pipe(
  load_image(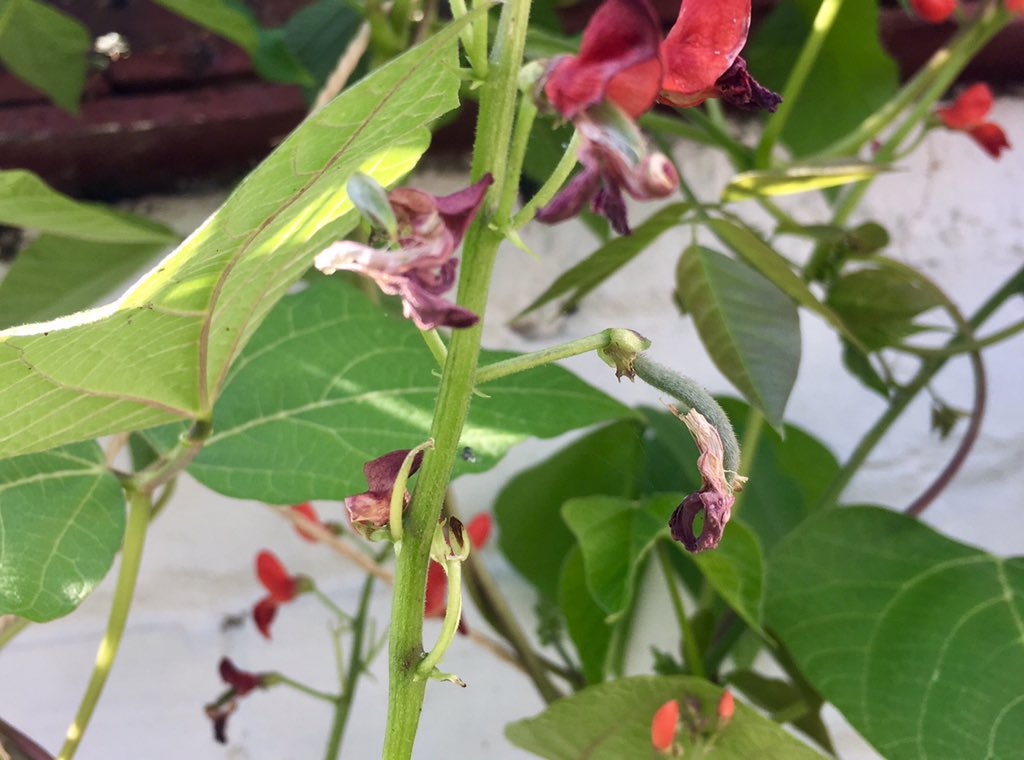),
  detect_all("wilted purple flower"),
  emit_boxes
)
[668,408,746,552]
[344,449,424,538]
[315,175,492,329]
